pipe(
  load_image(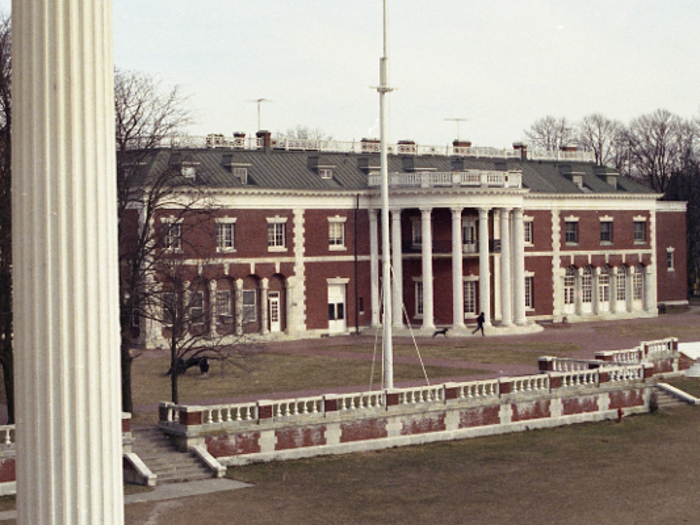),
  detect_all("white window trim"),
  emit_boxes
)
[267,216,288,252]
[328,216,347,252]
[599,215,614,222]
[523,216,534,246]
[161,216,184,253]
[413,277,423,319]
[411,218,422,248]
[524,271,535,311]
[216,217,237,253]
[667,247,675,272]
